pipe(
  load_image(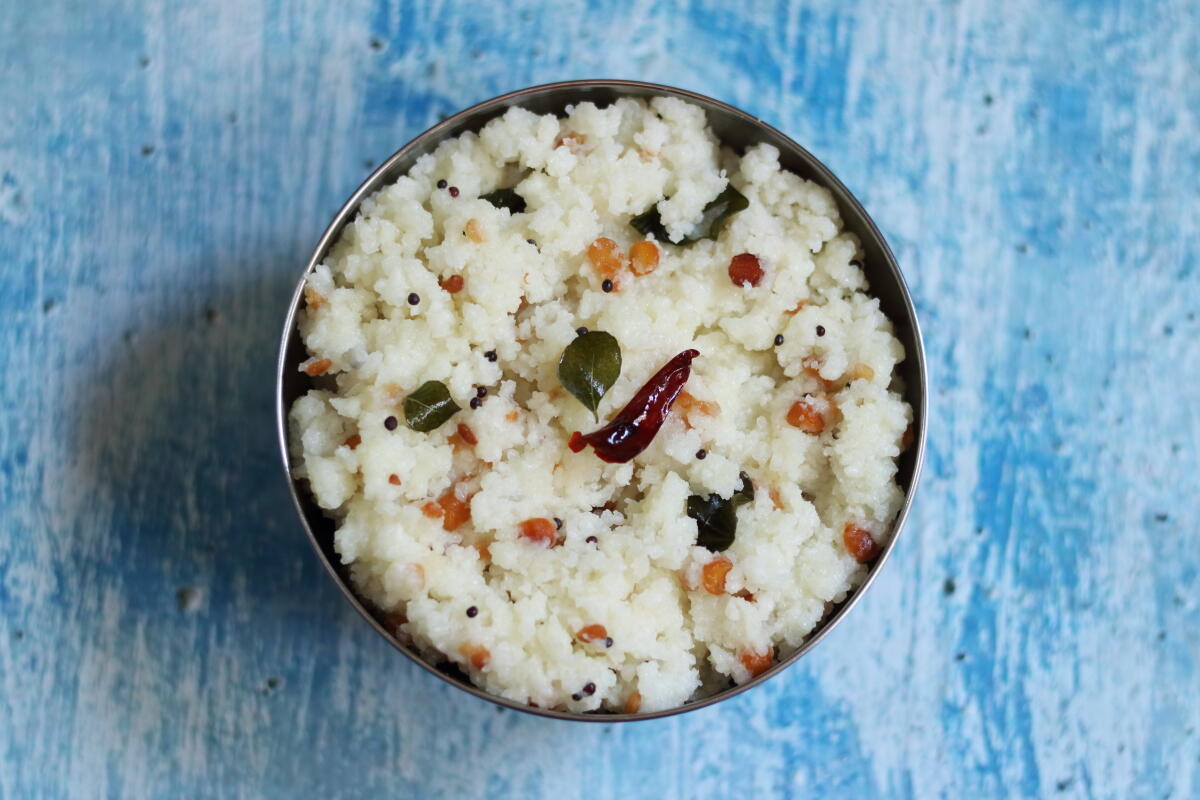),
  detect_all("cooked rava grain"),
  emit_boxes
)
[289,96,912,713]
